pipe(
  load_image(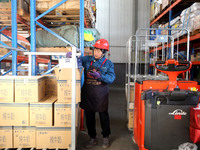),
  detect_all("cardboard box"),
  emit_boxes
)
[54,102,79,127]
[54,68,81,80]
[191,55,196,61]
[0,102,29,126]
[15,76,45,102]
[125,82,135,102]
[30,95,57,126]
[14,126,36,148]
[128,103,134,129]
[0,77,15,102]
[36,0,80,10]
[162,0,169,10]
[0,126,13,148]
[130,82,135,103]
[36,127,72,149]
[57,80,80,103]
[58,58,78,69]
[44,75,57,95]
[55,68,82,103]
